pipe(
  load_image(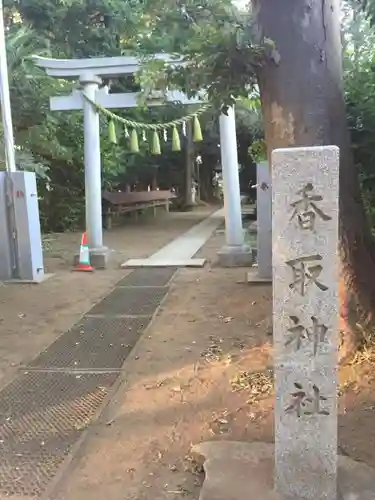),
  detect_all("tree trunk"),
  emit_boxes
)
[151,169,157,190]
[200,163,215,202]
[185,121,194,209]
[253,0,375,360]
